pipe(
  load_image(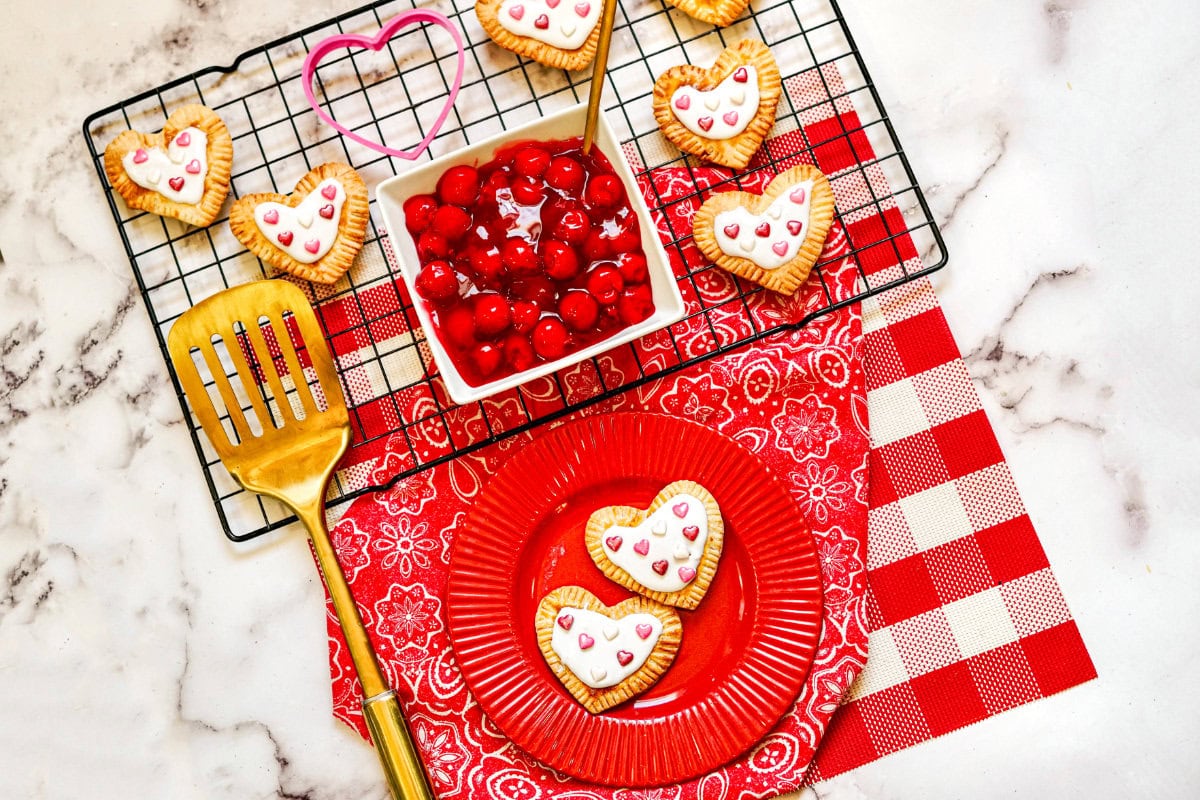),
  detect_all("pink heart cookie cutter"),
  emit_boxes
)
[301,10,465,161]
